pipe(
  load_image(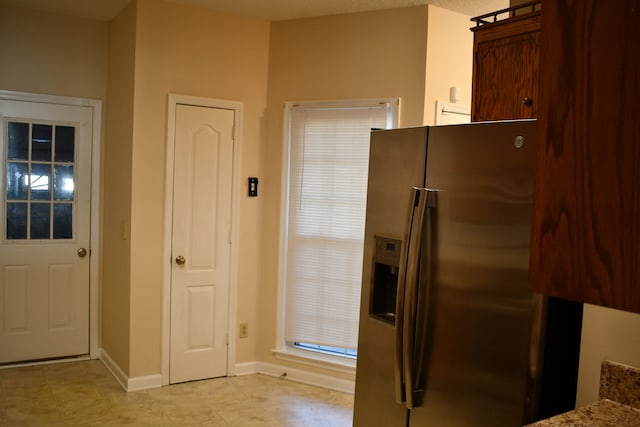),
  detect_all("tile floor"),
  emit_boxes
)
[0,360,354,426]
